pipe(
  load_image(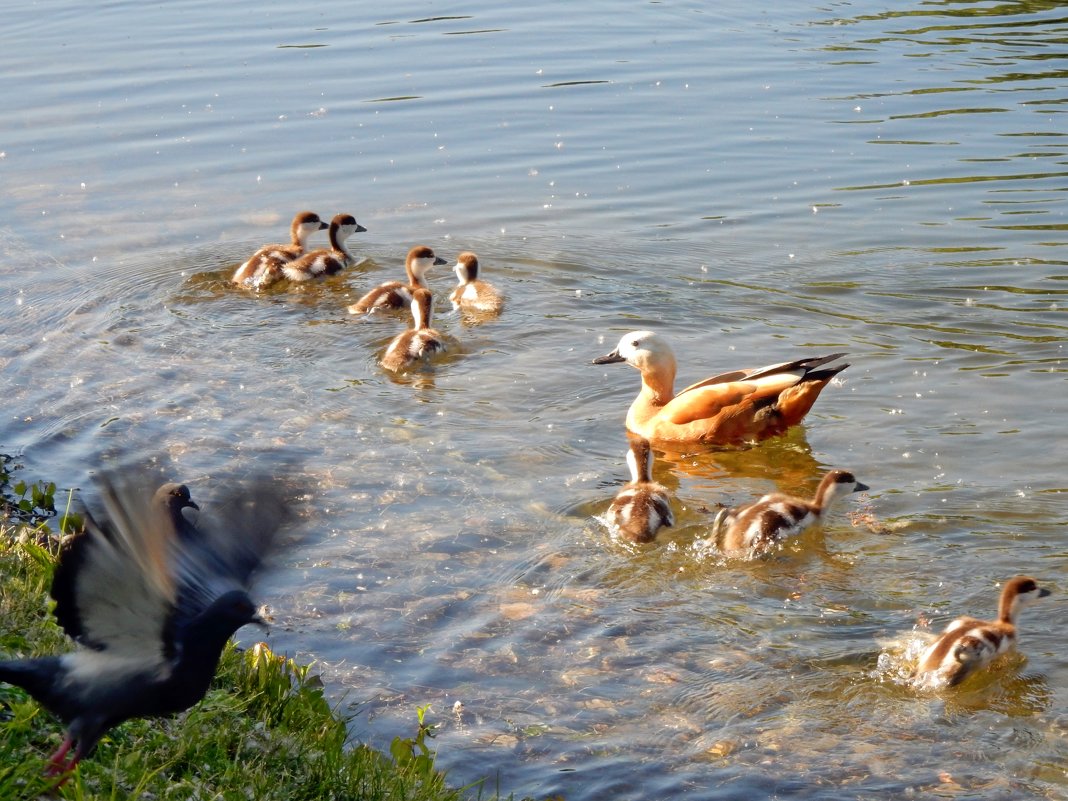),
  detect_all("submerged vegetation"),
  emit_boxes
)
[0,462,507,801]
